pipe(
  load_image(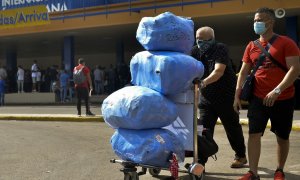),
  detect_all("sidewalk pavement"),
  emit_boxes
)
[0,105,300,131]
